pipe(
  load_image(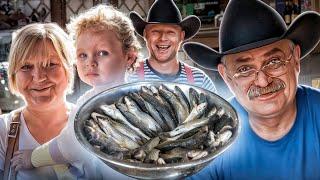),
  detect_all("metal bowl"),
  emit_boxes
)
[74,81,240,179]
